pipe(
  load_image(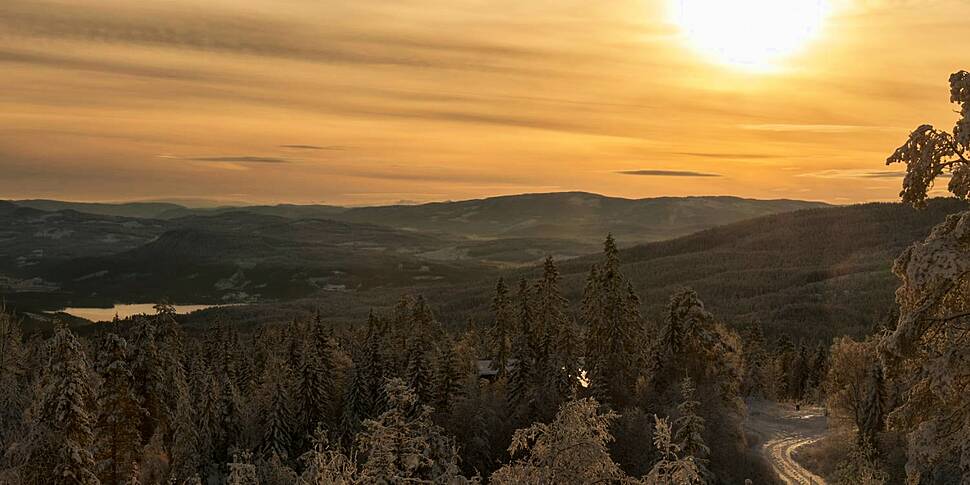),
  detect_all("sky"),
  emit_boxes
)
[1,0,967,206]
